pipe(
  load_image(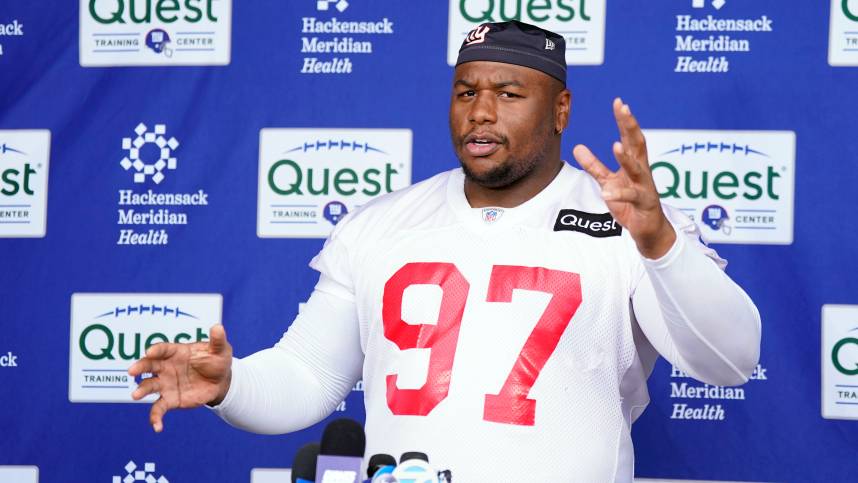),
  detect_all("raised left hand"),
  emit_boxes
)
[572,98,676,259]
